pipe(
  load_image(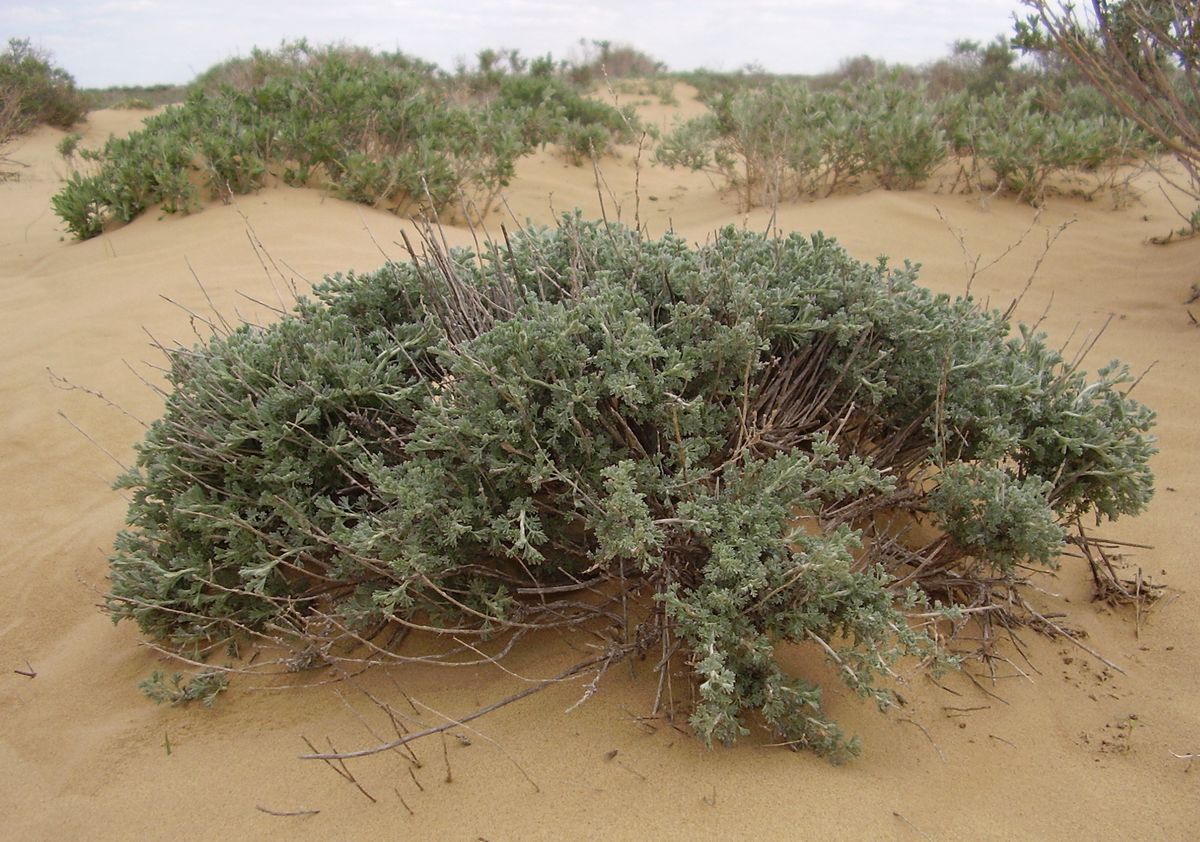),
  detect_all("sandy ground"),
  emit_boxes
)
[2,89,1198,839]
